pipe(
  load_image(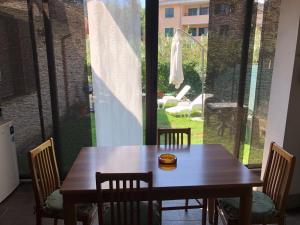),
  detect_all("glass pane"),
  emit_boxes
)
[199,7,209,15]
[0,0,43,177]
[158,0,209,144]
[47,0,92,175]
[31,1,53,141]
[247,0,281,165]
[165,8,174,18]
[203,0,280,166]
[165,28,174,37]
[203,0,252,160]
[188,28,197,36]
[188,8,198,16]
